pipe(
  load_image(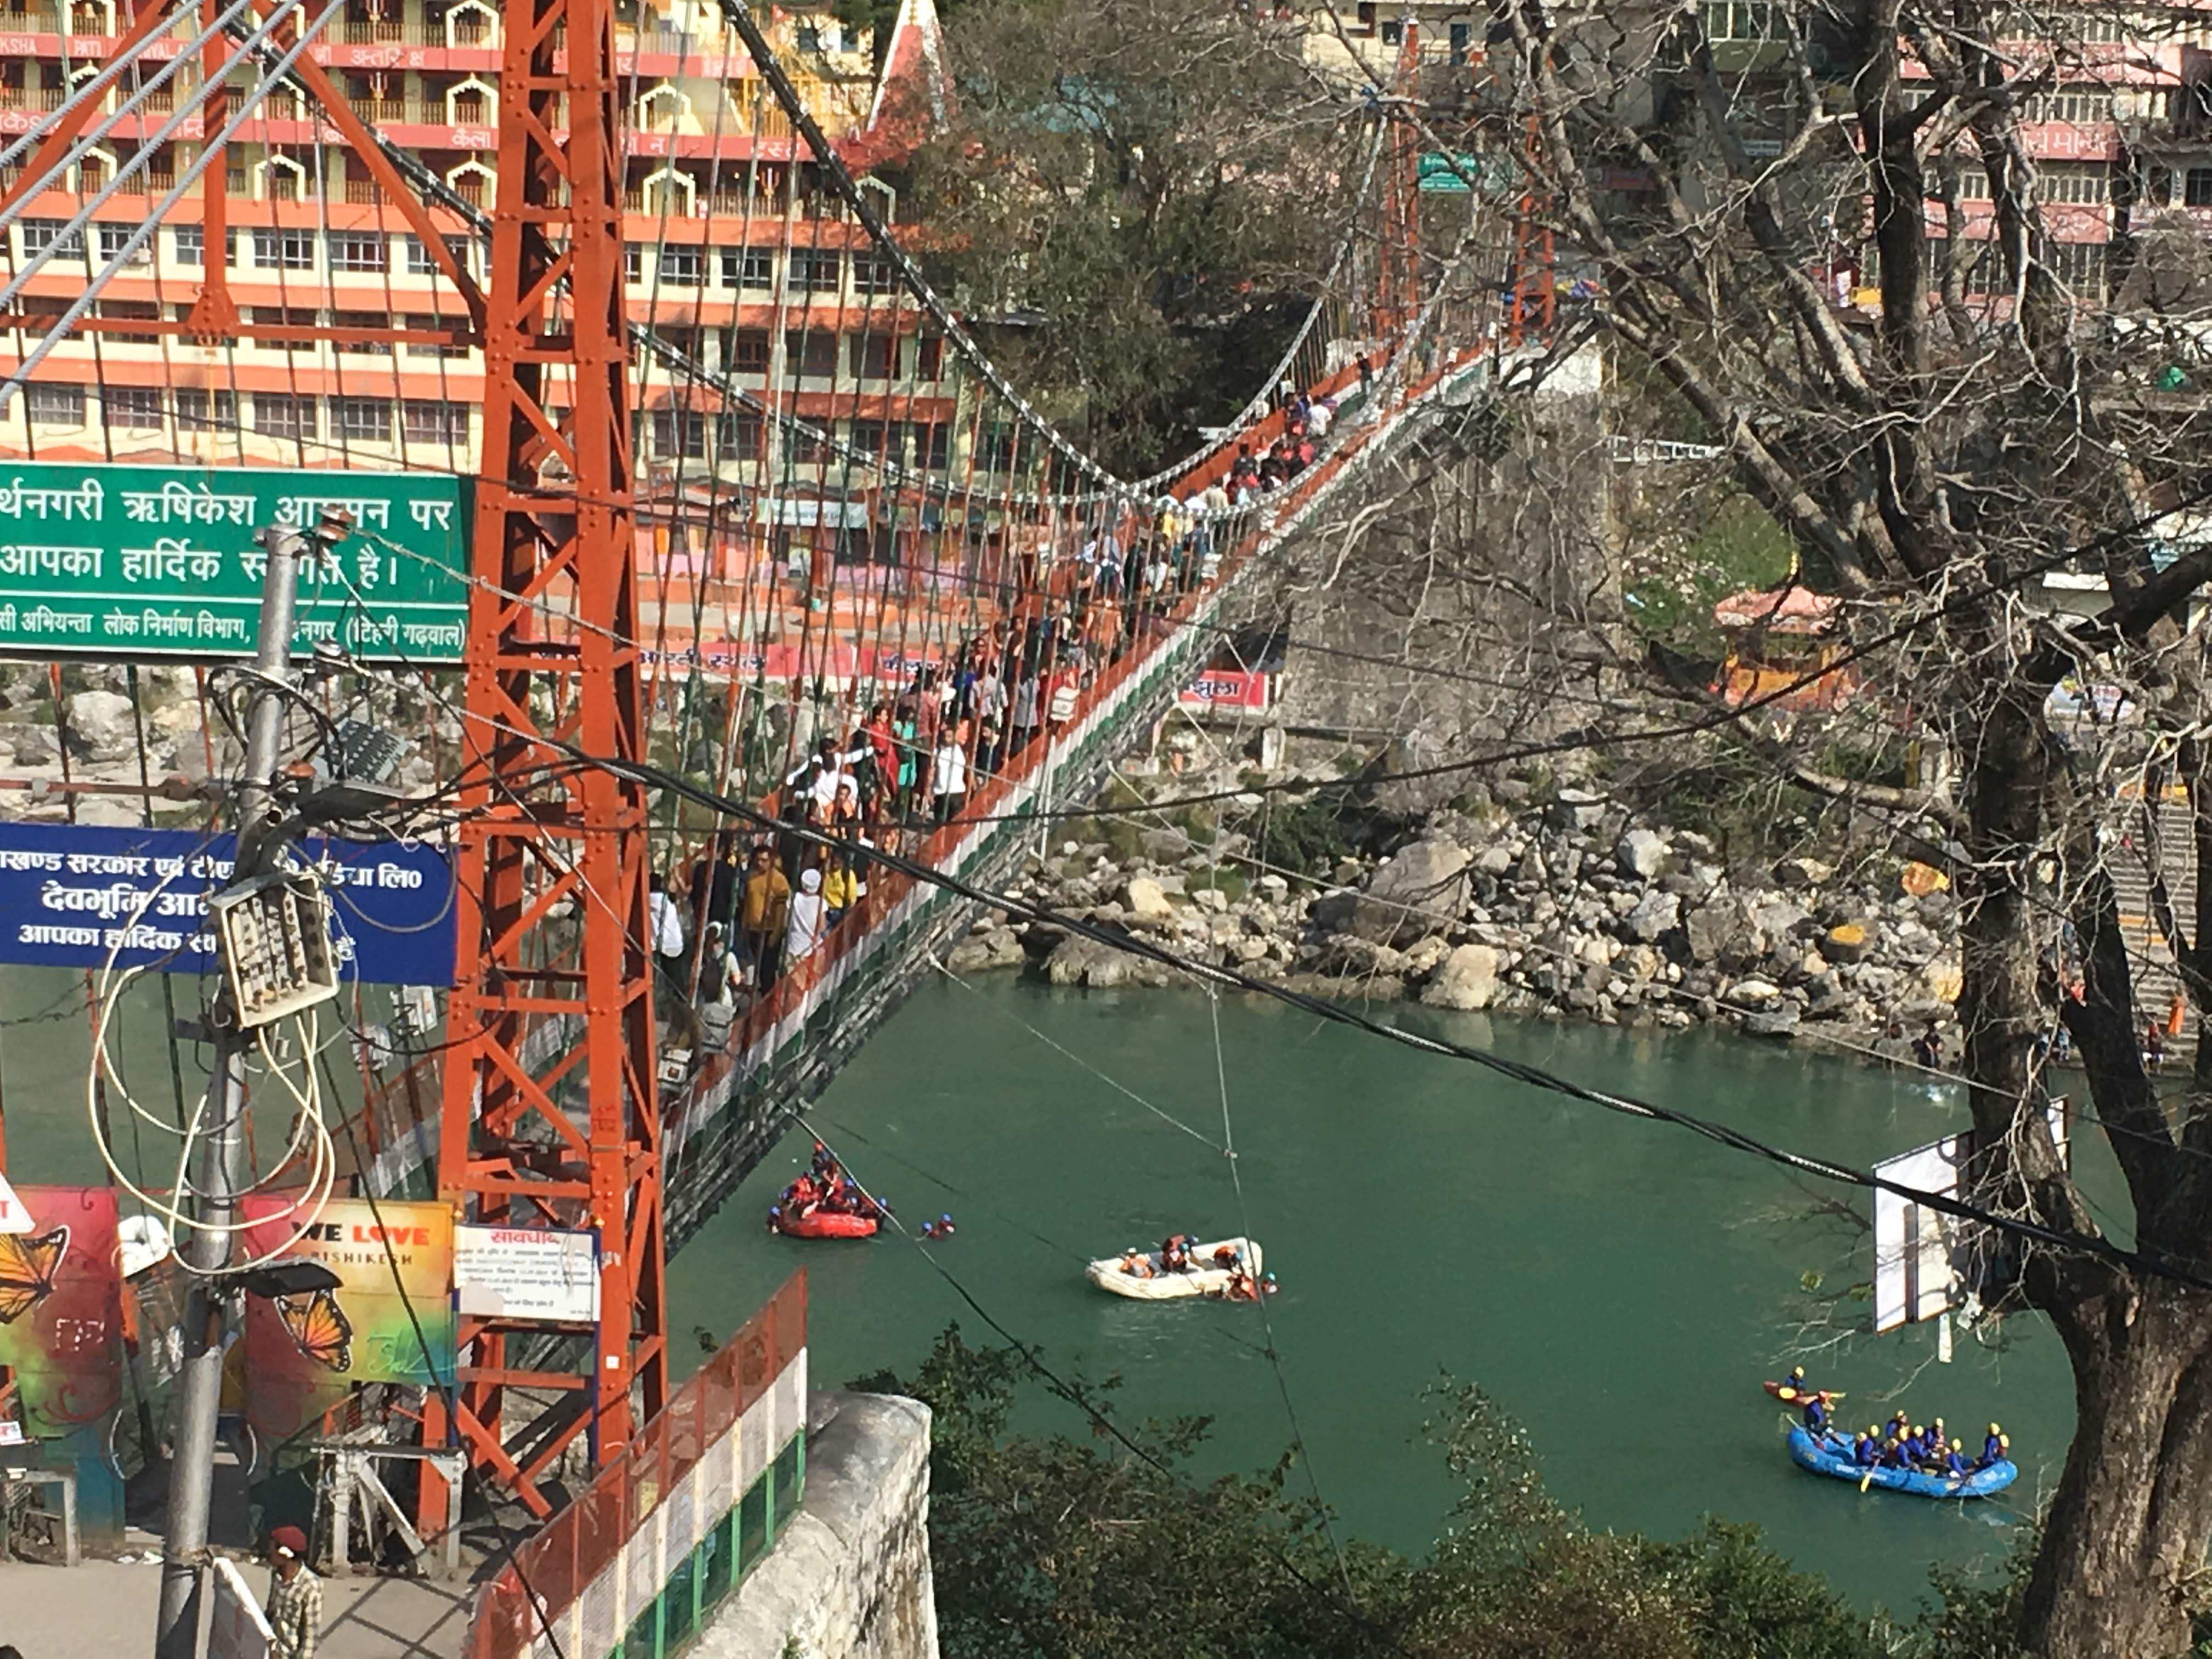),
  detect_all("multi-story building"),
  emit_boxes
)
[0,0,959,501]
